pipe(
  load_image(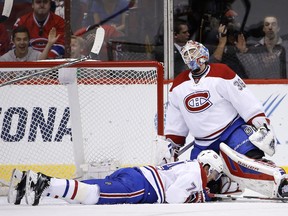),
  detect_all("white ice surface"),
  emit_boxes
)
[1,190,287,216]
